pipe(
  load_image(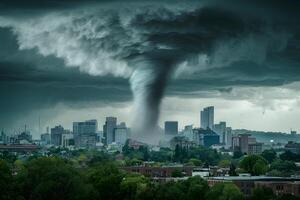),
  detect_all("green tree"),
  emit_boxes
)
[206,183,244,200]
[239,155,268,175]
[120,174,149,200]
[155,182,185,200]
[15,157,92,200]
[229,163,238,176]
[261,149,277,163]
[88,162,124,200]
[185,176,209,200]
[280,151,300,162]
[0,159,14,200]
[218,159,231,168]
[253,159,269,175]
[187,158,202,166]
[269,159,297,176]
